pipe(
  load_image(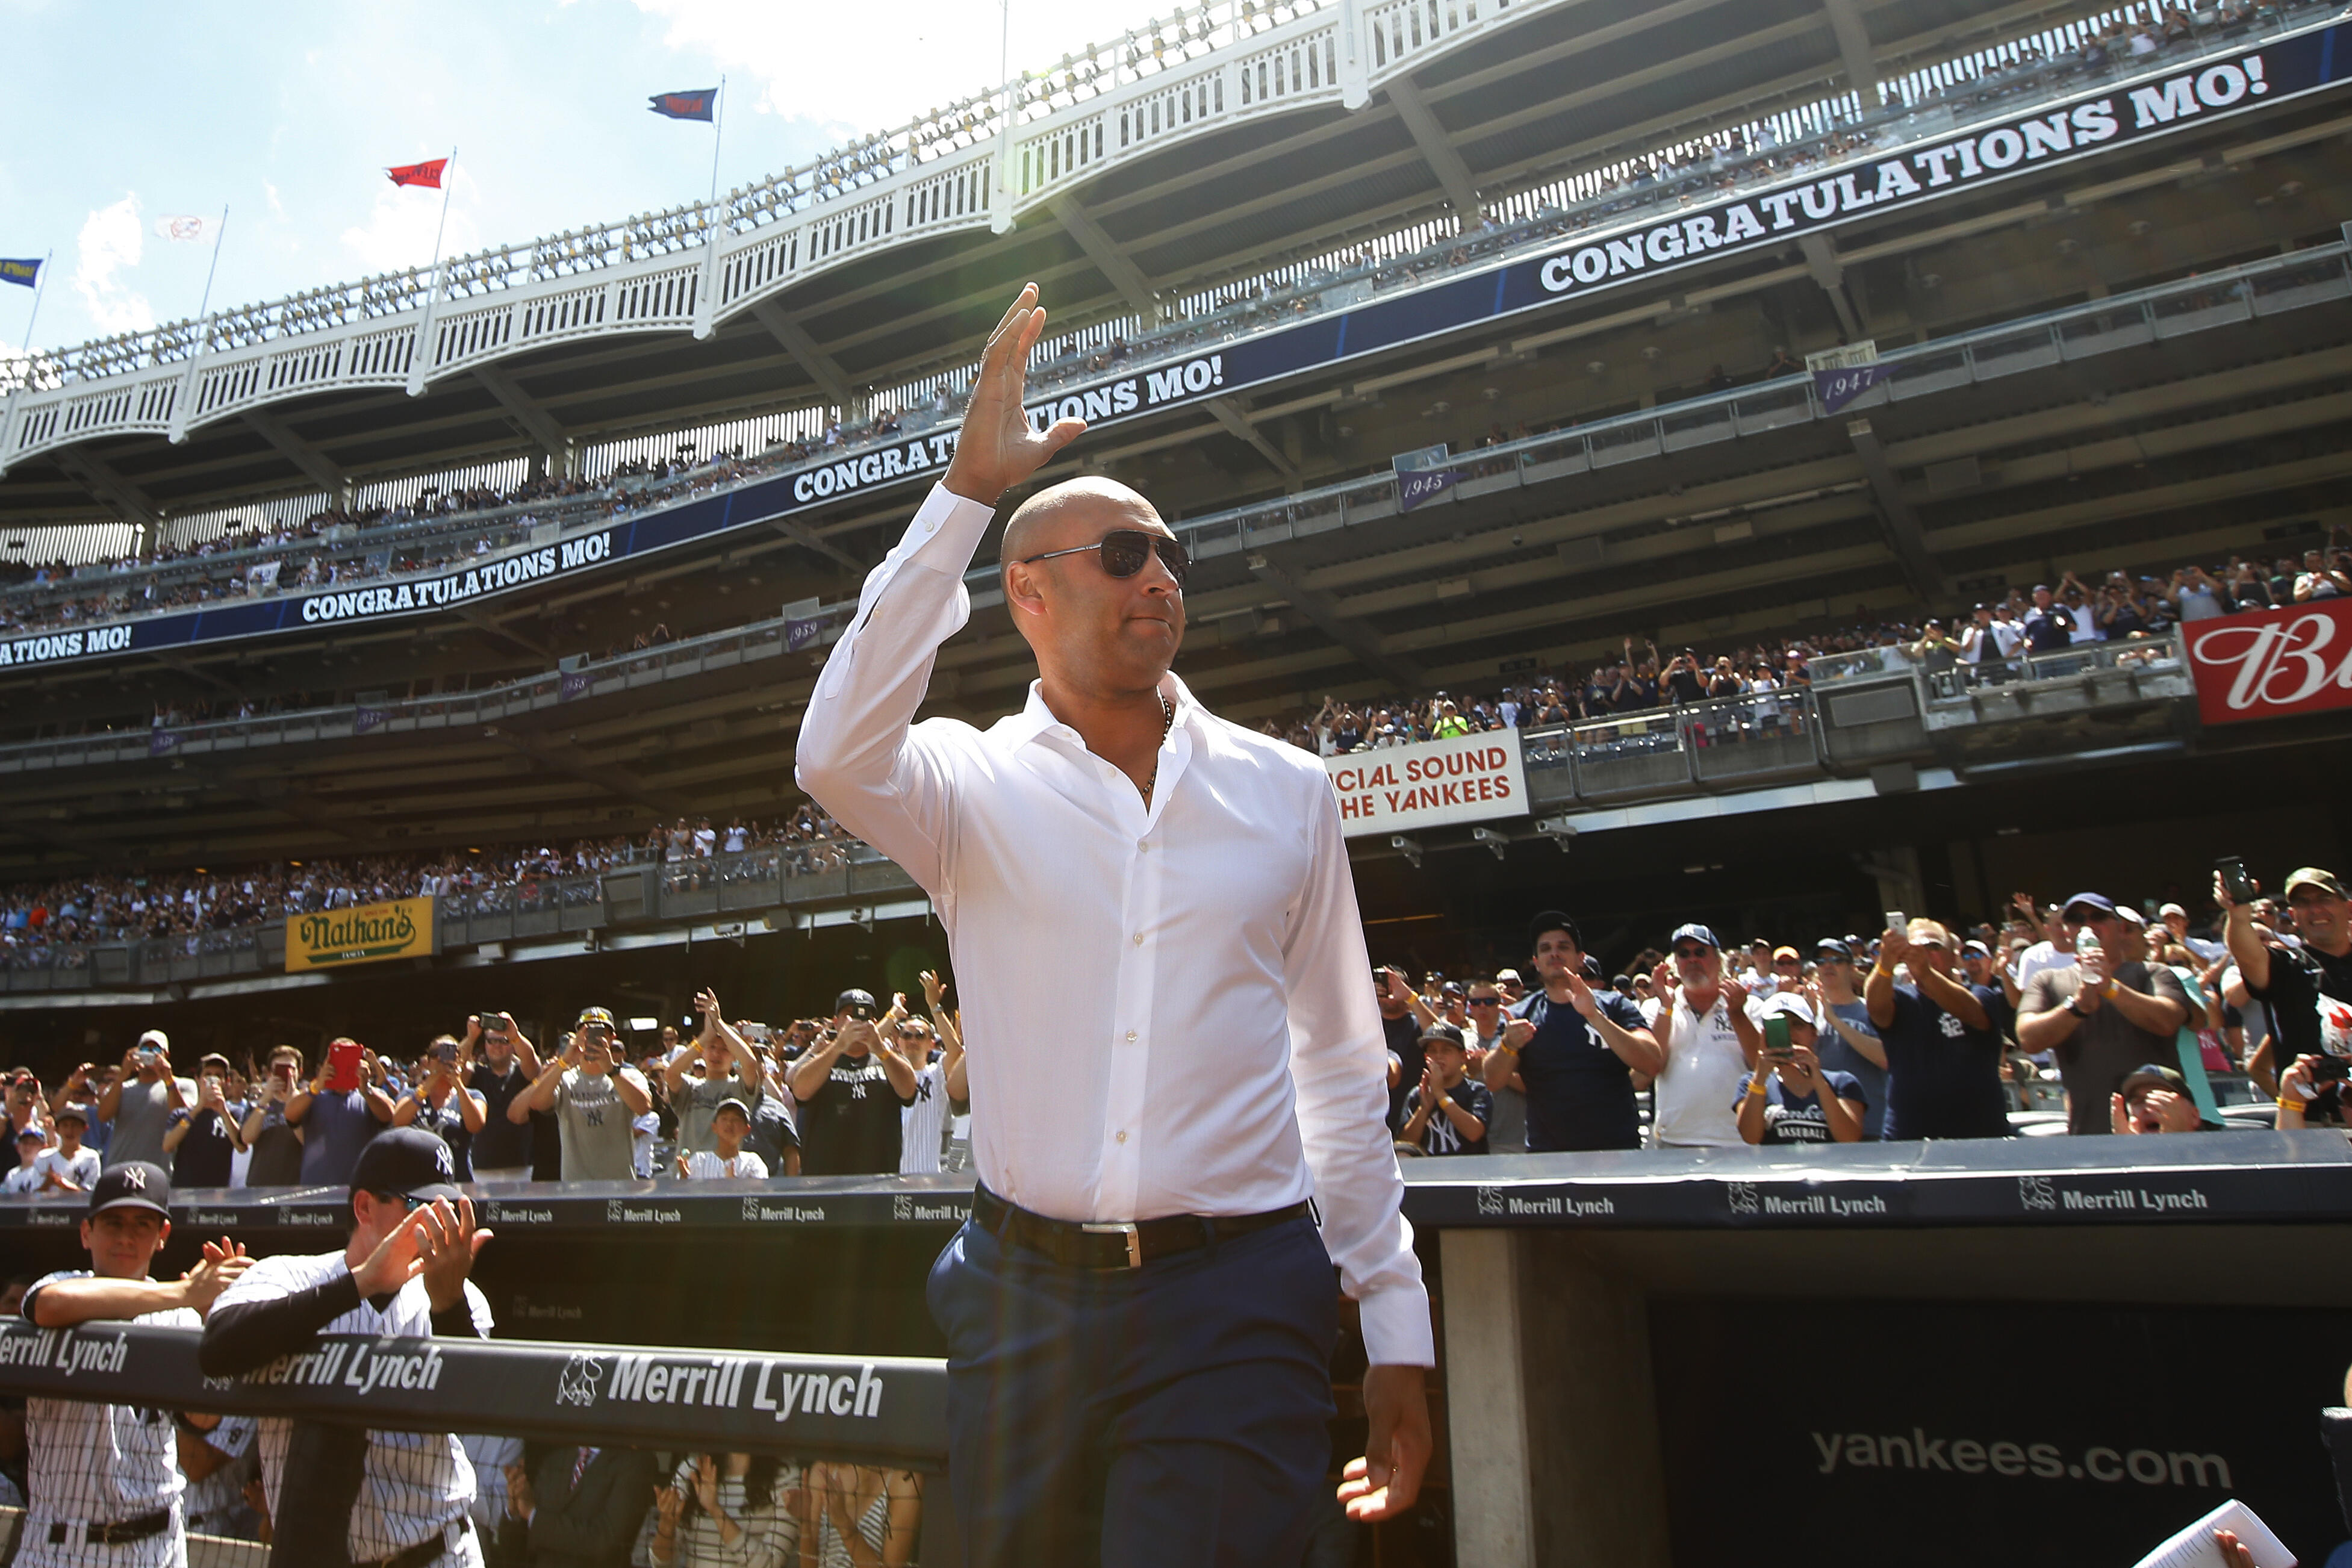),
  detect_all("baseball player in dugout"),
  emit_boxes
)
[17,1160,250,1567]
[199,1127,495,1568]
